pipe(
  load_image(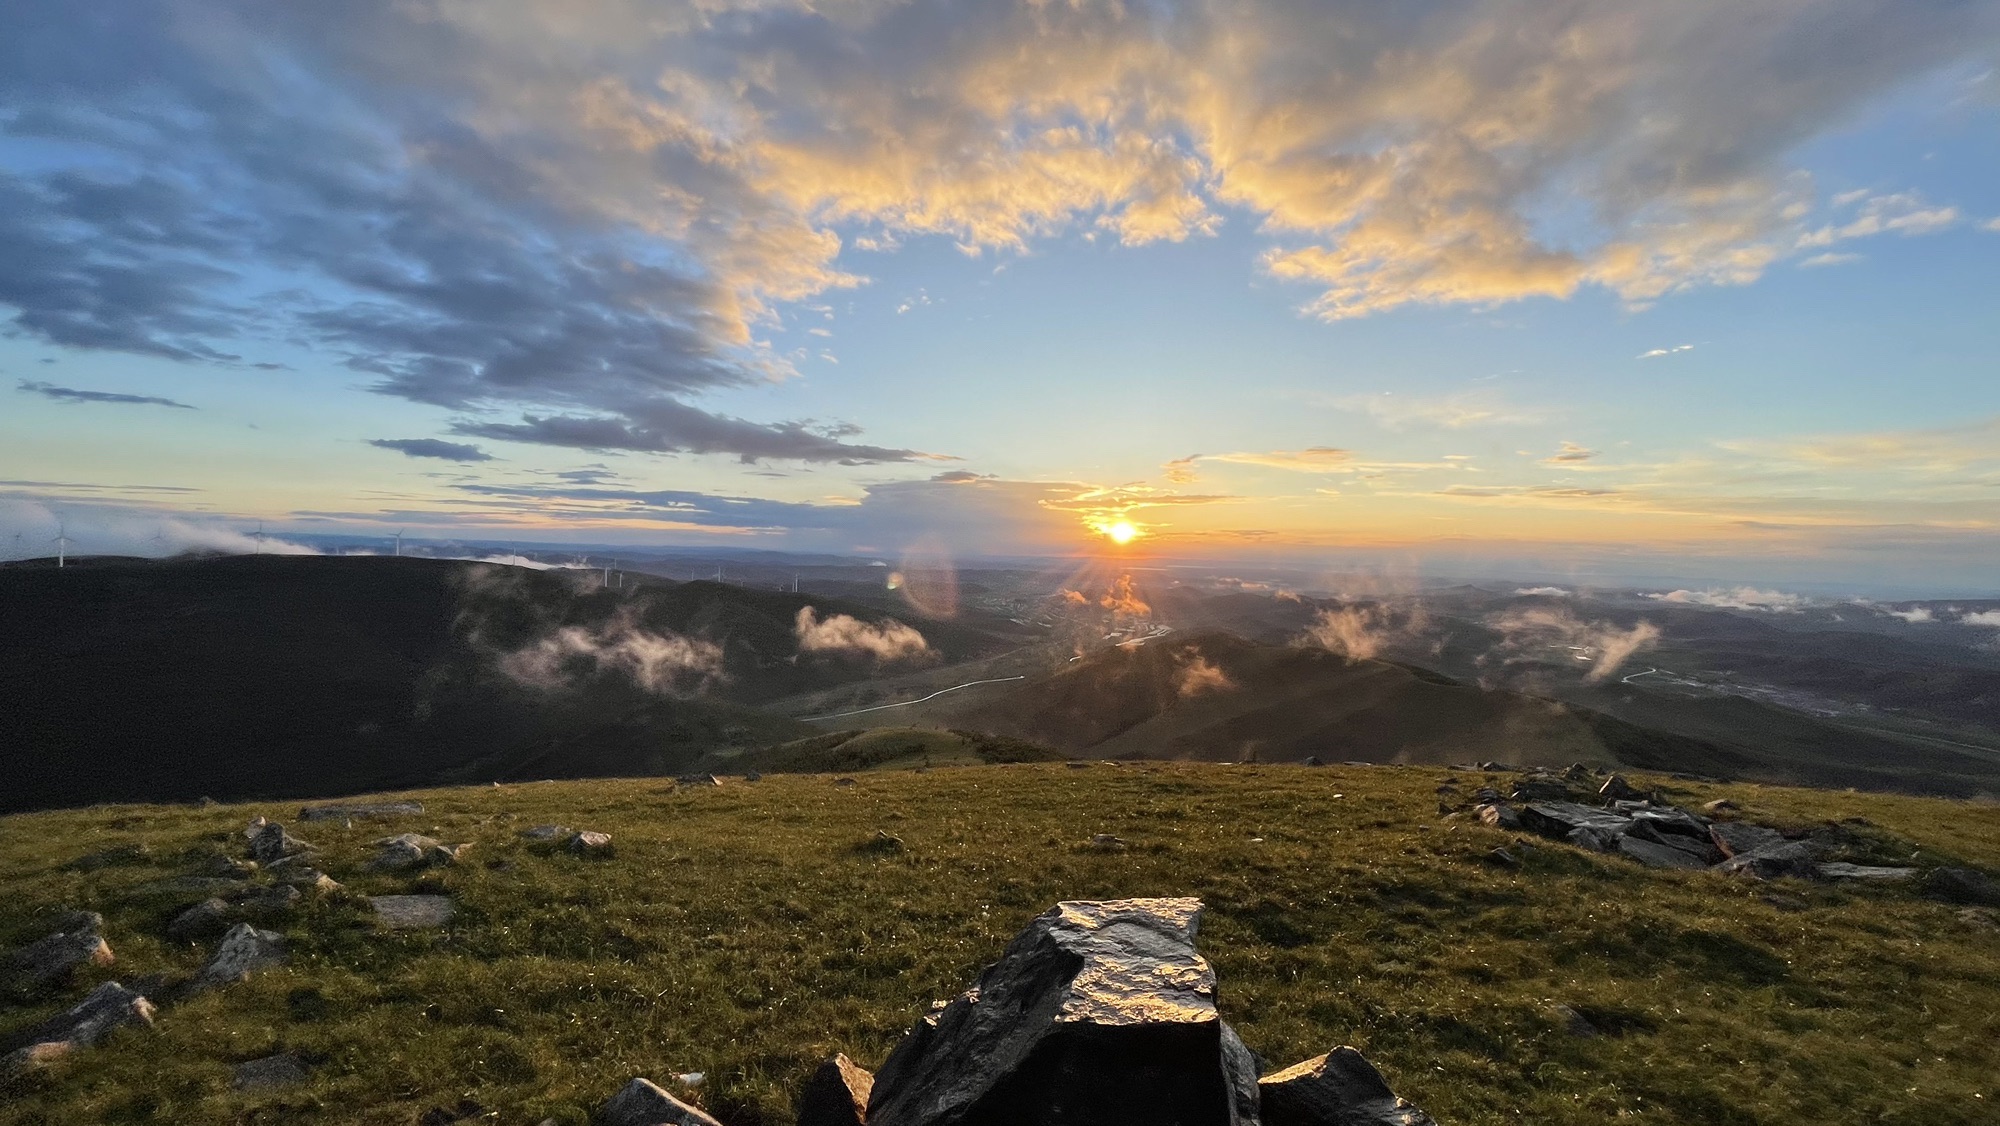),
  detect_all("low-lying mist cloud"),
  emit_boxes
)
[1299,602,1432,662]
[0,499,319,558]
[1645,587,1809,613]
[1485,607,1661,682]
[794,607,932,663]
[1174,652,1237,698]
[500,609,724,695]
